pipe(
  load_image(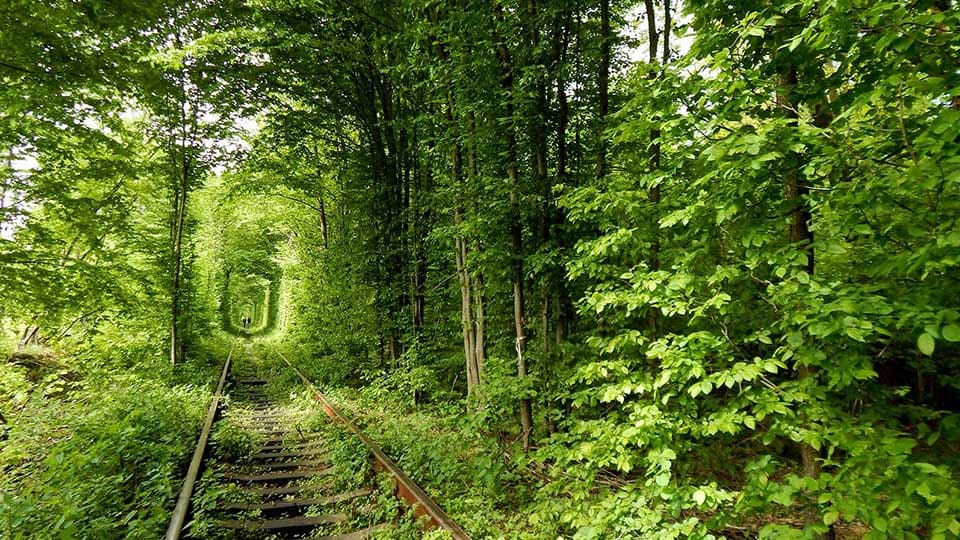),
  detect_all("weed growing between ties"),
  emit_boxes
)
[211,410,265,463]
